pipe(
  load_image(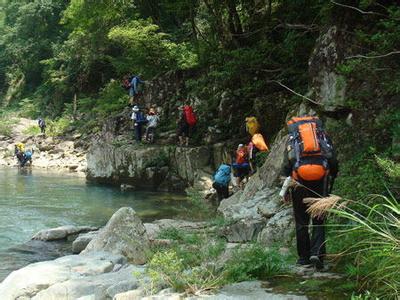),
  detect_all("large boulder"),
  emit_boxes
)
[0,251,142,300]
[217,133,294,246]
[83,207,149,264]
